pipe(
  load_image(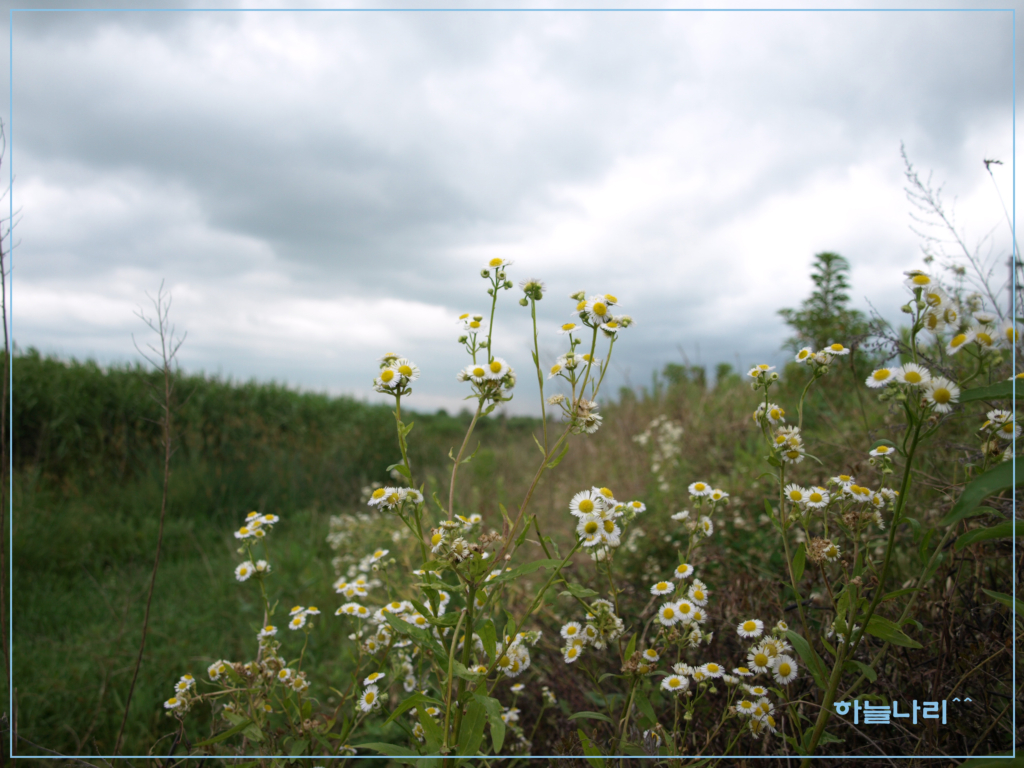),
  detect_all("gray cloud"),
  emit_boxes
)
[7,6,1016,413]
